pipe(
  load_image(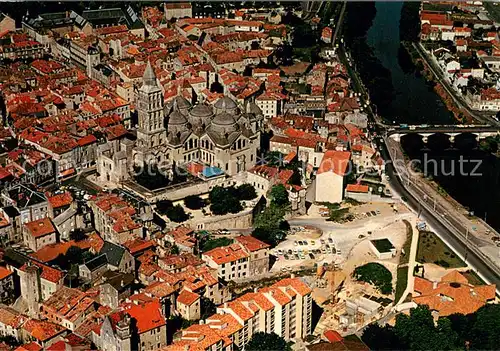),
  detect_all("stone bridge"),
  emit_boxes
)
[387,125,500,143]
